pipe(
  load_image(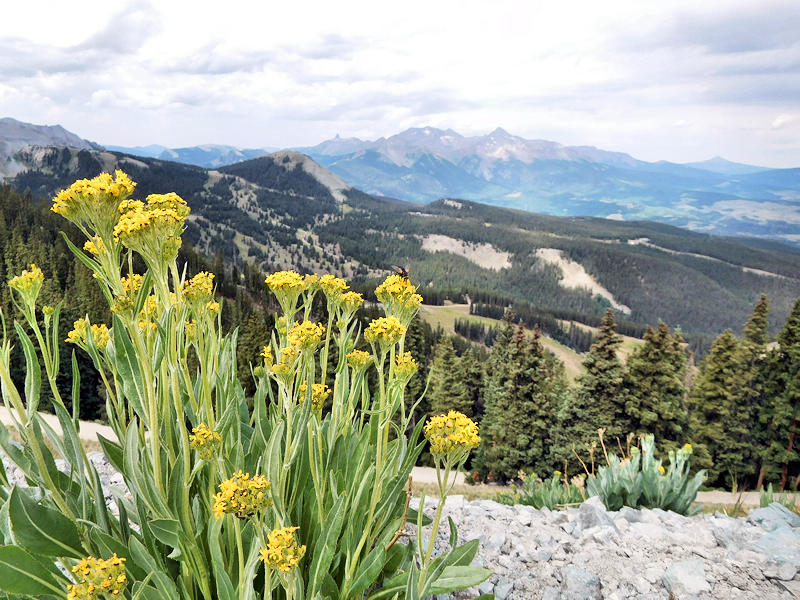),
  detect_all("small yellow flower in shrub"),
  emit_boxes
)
[181,271,214,303]
[206,300,220,315]
[319,274,348,301]
[394,352,418,384]
[346,349,372,371]
[424,410,480,459]
[52,170,135,234]
[83,237,105,256]
[260,526,306,572]
[287,320,325,352]
[375,274,423,324]
[189,423,222,460]
[298,383,331,411]
[66,318,110,350]
[113,193,189,263]
[213,471,272,519]
[658,465,666,475]
[339,290,364,322]
[9,263,44,308]
[66,553,127,599]
[364,316,406,349]
[260,346,274,367]
[265,270,306,313]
